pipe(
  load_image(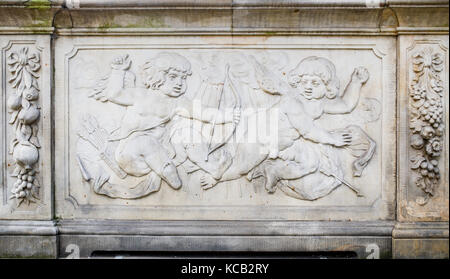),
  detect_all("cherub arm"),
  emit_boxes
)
[324,67,369,114]
[283,99,351,147]
[89,55,136,106]
[174,97,240,125]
